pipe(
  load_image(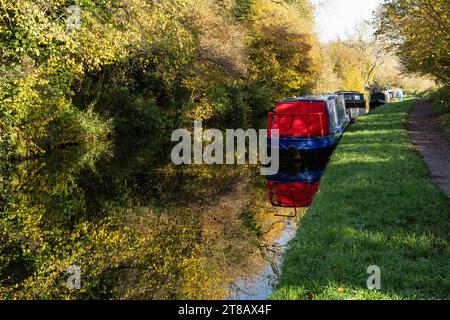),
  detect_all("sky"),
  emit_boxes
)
[310,0,384,43]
